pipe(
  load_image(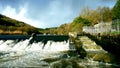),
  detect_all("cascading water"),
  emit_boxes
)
[0,36,70,67]
[0,35,119,68]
